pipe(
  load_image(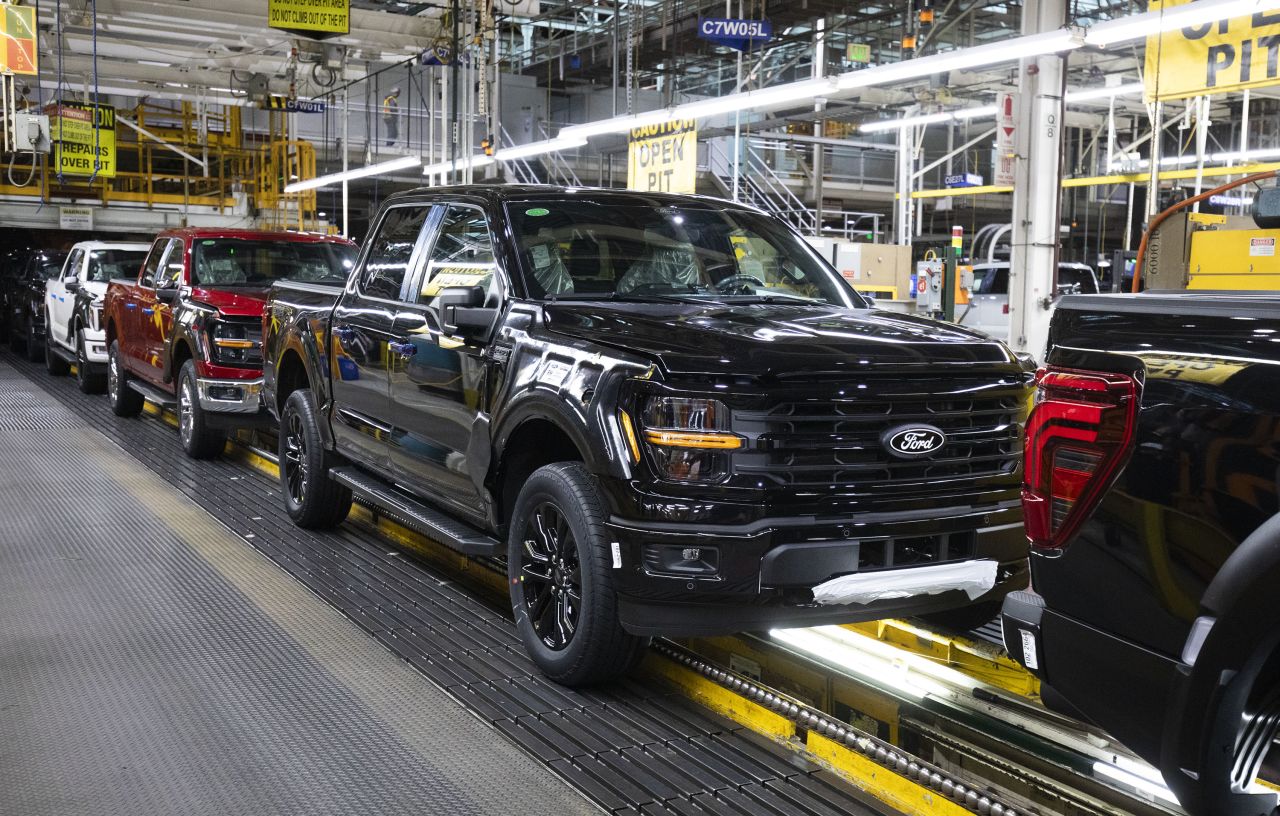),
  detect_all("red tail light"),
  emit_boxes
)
[1022,366,1139,552]
[1002,303,1010,314]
